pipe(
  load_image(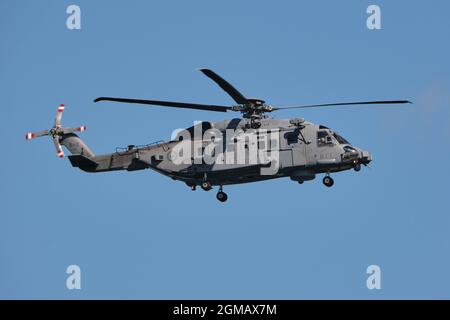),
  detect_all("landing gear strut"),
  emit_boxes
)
[323,175,334,187]
[216,185,228,202]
